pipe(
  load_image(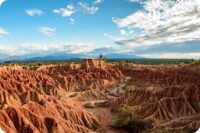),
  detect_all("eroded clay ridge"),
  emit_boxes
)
[107,64,200,131]
[0,60,124,133]
[0,60,199,132]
